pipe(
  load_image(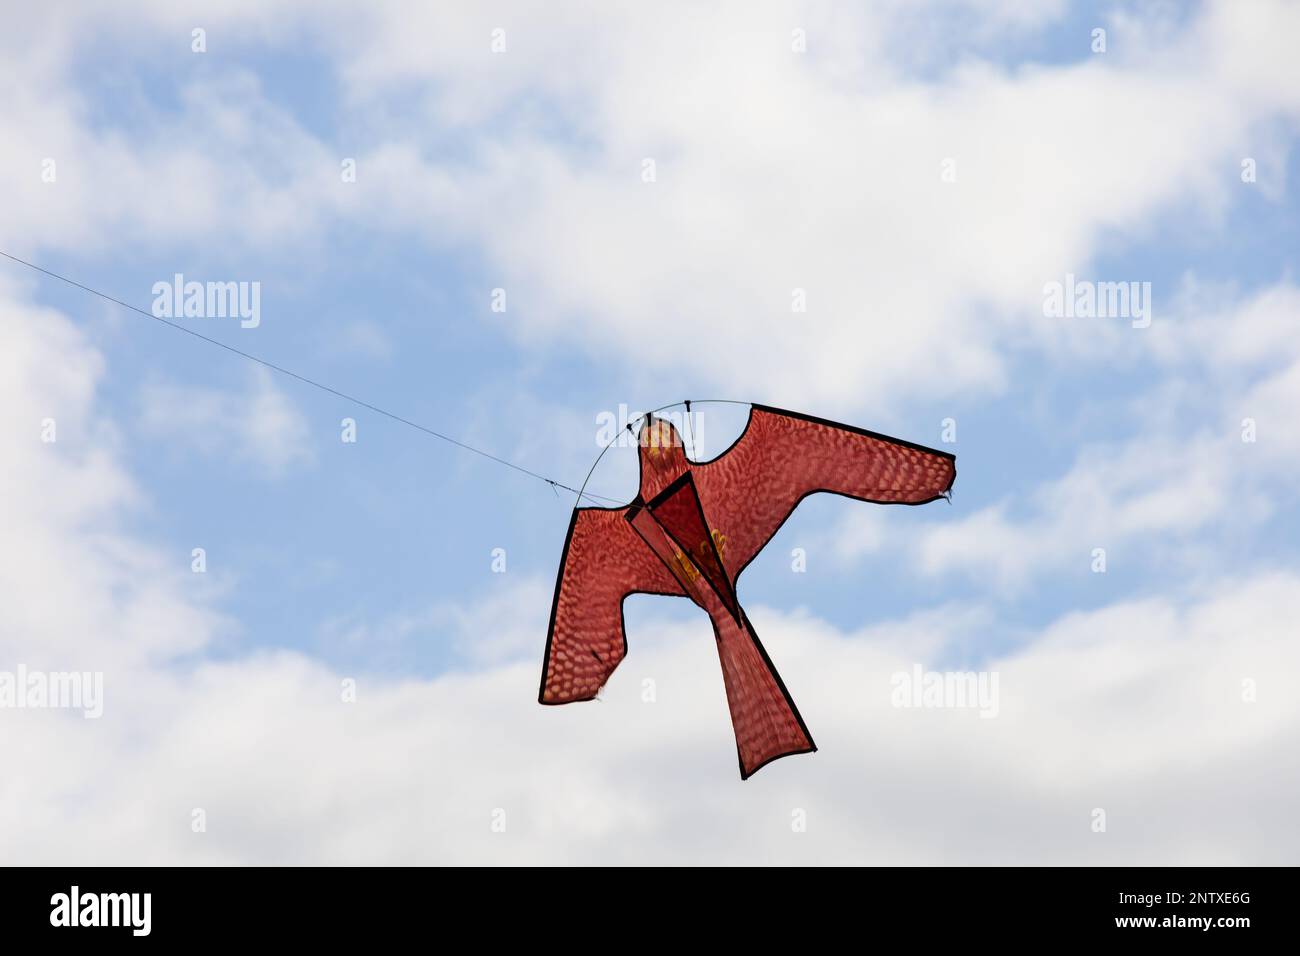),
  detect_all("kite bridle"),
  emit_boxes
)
[572,399,752,509]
